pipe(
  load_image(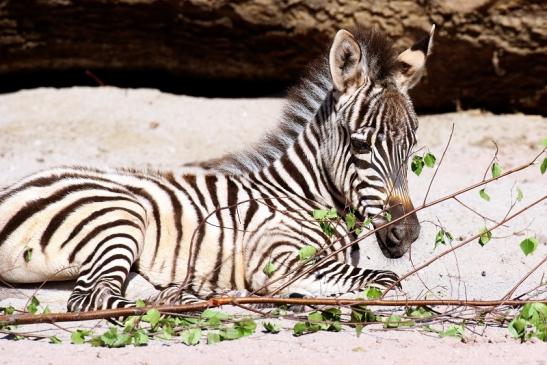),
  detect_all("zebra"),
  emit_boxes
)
[0,26,434,311]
